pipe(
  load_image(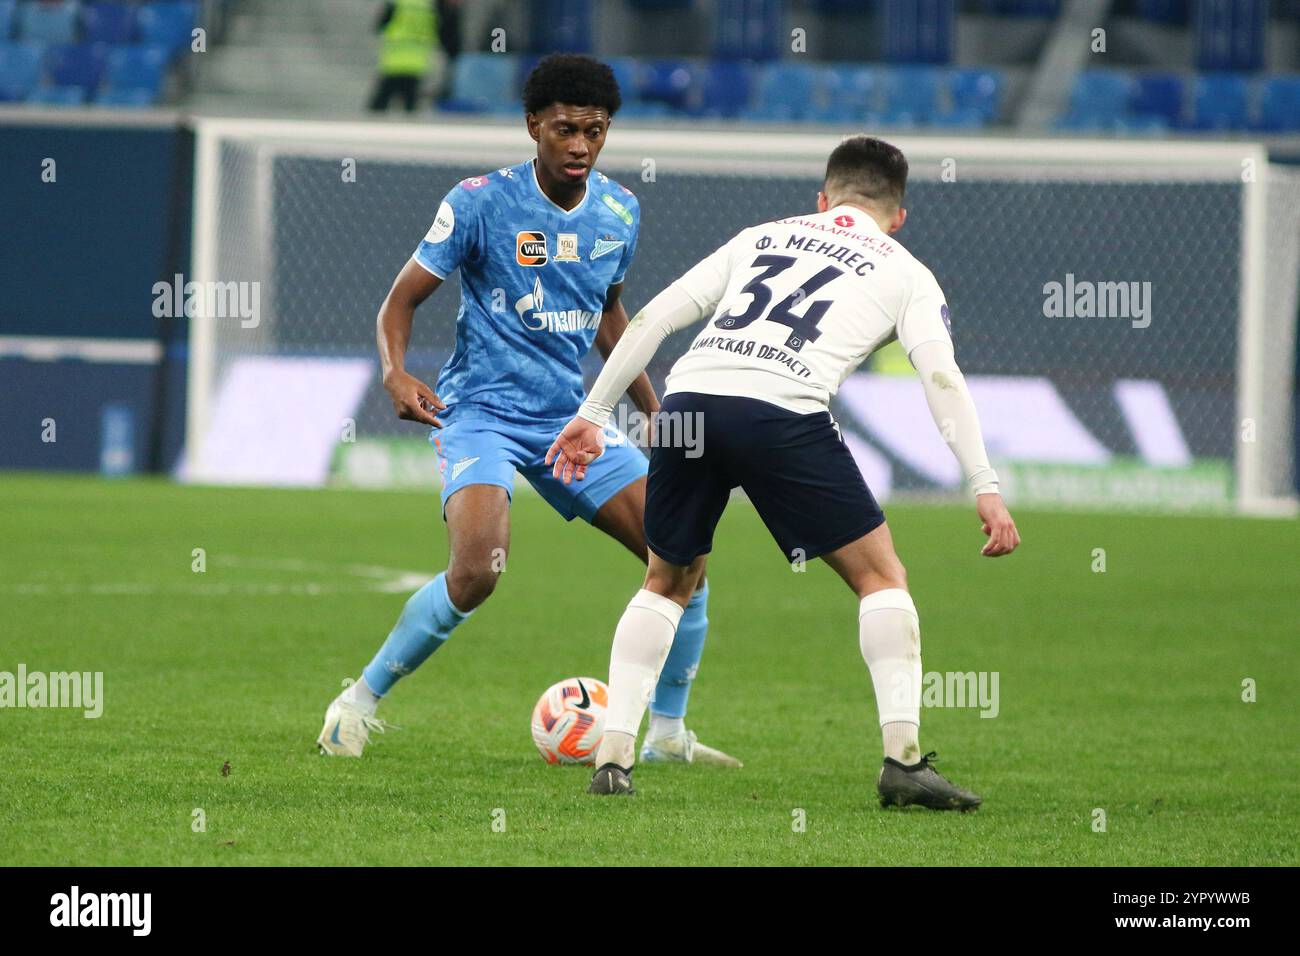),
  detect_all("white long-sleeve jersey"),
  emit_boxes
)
[579,203,1000,496]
